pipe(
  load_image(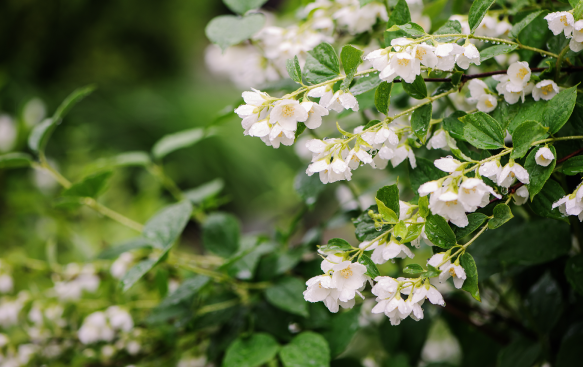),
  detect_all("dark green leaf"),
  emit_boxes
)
[143,201,193,250]
[265,277,309,317]
[205,14,265,51]
[434,20,462,42]
[468,0,496,33]
[158,275,210,307]
[223,0,268,14]
[488,203,513,229]
[340,45,364,89]
[358,254,381,278]
[510,10,544,38]
[0,153,33,169]
[479,44,518,62]
[203,212,240,257]
[387,0,411,29]
[184,179,224,204]
[544,86,577,134]
[121,258,158,292]
[525,146,556,199]
[97,238,153,259]
[510,120,548,159]
[294,170,325,206]
[561,155,583,175]
[425,214,457,249]
[409,157,447,193]
[556,325,583,367]
[402,74,427,99]
[528,180,568,222]
[404,264,424,274]
[350,73,382,96]
[280,332,330,367]
[353,206,391,241]
[322,306,360,357]
[461,112,505,149]
[223,333,279,367]
[454,213,488,239]
[53,85,95,122]
[443,111,467,141]
[320,238,353,253]
[525,272,562,333]
[565,254,583,296]
[498,338,541,367]
[402,222,424,243]
[152,128,206,159]
[304,43,340,84]
[376,185,400,216]
[418,196,429,218]
[460,253,480,301]
[411,103,432,143]
[286,56,302,84]
[384,28,409,48]
[62,171,112,198]
[374,82,393,115]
